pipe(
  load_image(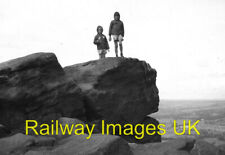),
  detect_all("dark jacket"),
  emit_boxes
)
[109,20,124,37]
[93,34,109,50]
